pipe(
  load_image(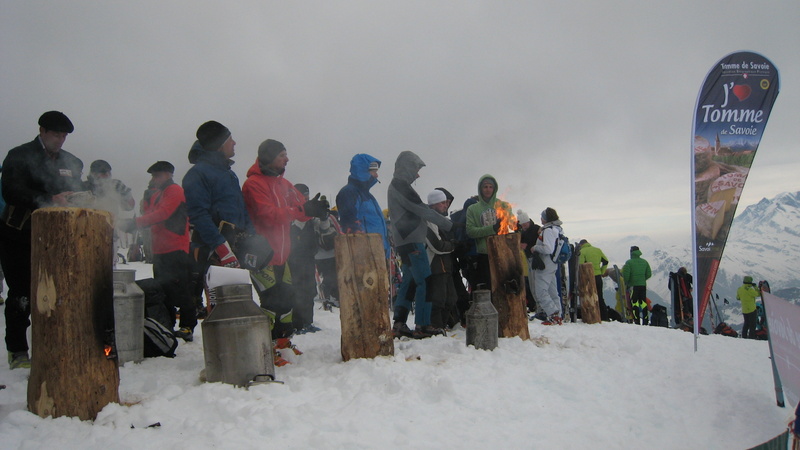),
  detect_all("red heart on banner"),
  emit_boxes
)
[732,84,751,101]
